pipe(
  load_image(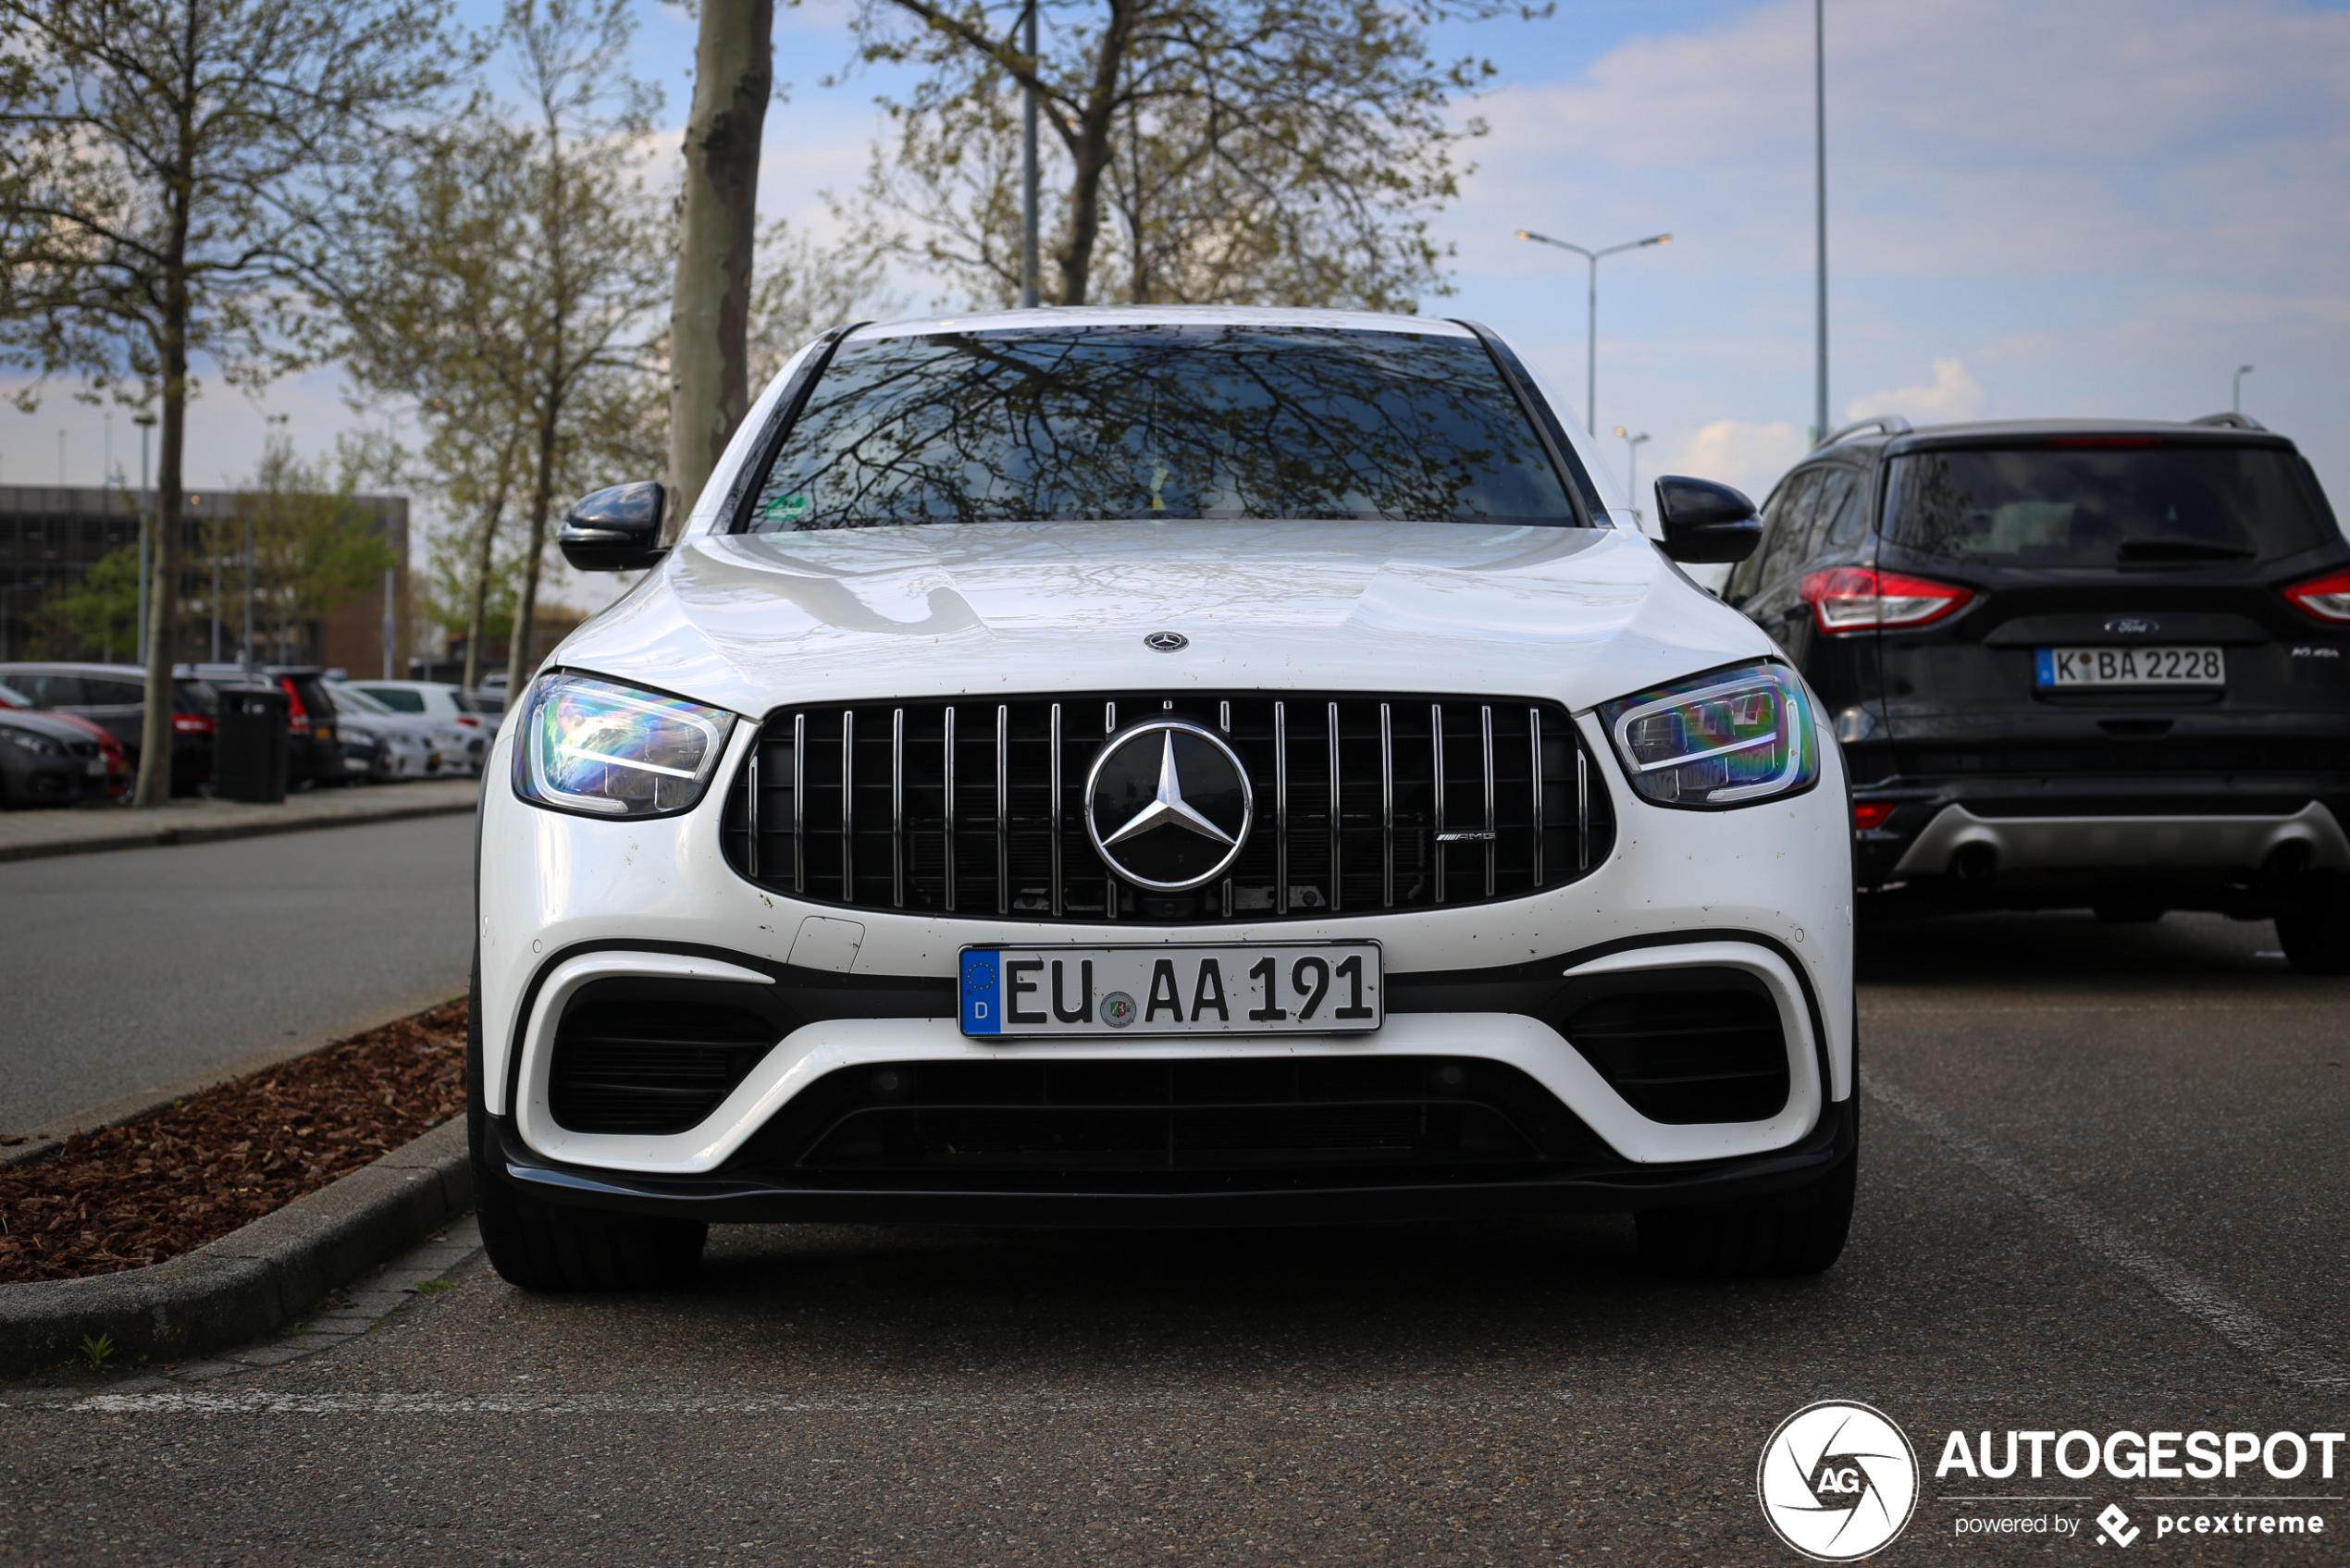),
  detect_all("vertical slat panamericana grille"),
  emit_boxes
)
[720,692,1612,923]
